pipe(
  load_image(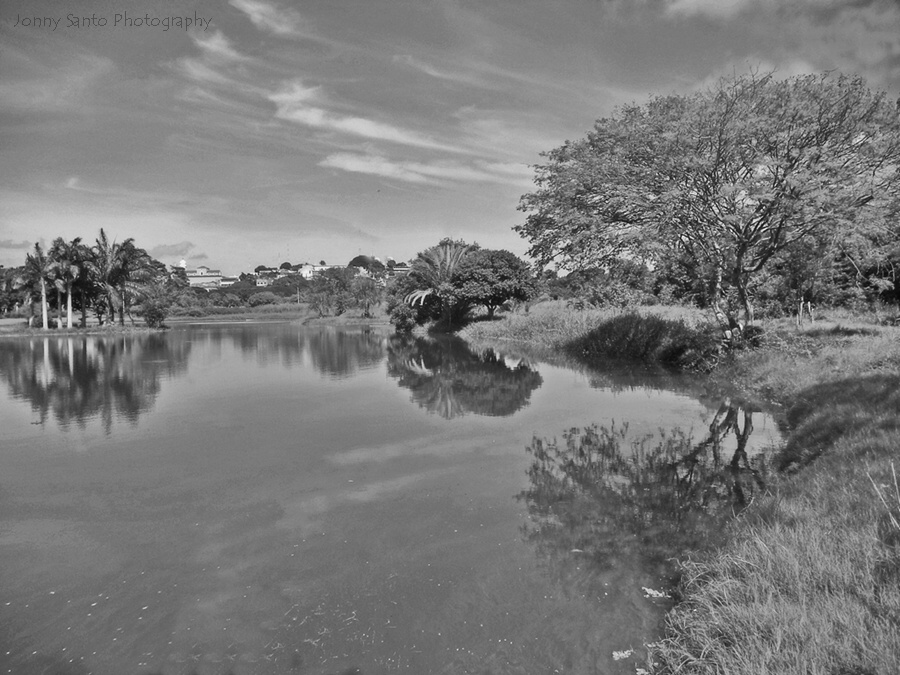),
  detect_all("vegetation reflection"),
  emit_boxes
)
[0,333,190,432]
[519,399,769,586]
[386,335,543,418]
[306,327,385,378]
[195,324,386,376]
